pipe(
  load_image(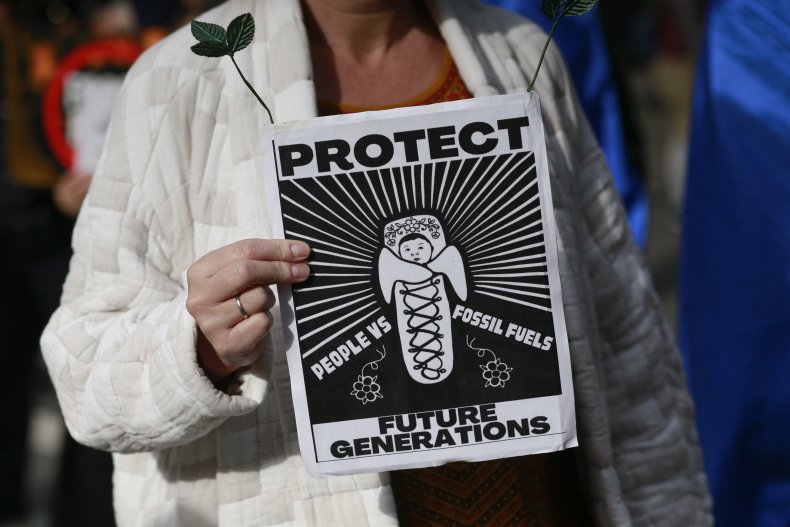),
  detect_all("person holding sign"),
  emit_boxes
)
[41,0,711,526]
